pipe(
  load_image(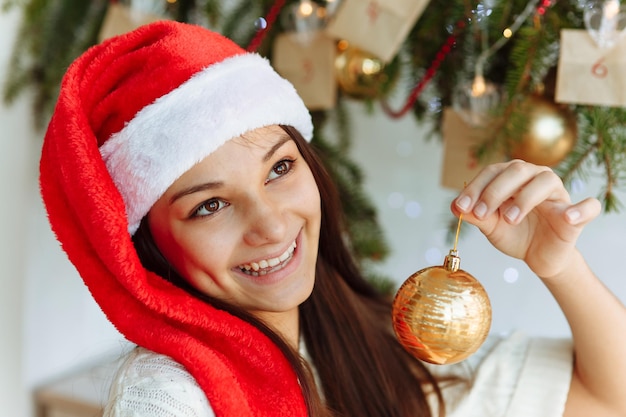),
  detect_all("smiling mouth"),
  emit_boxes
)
[238,241,297,276]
